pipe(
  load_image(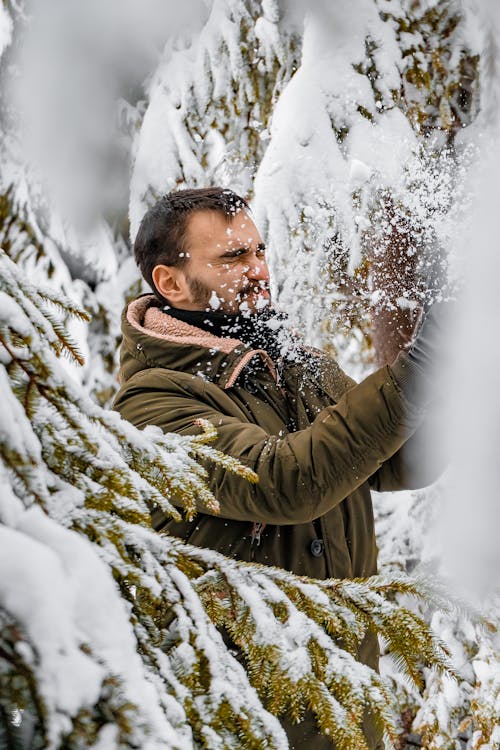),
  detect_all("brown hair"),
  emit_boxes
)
[134,187,249,300]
